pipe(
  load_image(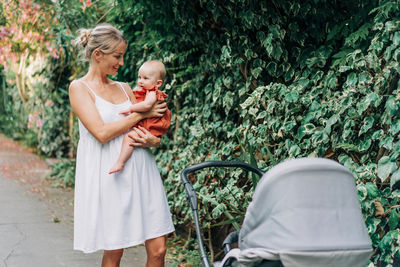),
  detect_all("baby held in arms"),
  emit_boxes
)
[109,60,171,174]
